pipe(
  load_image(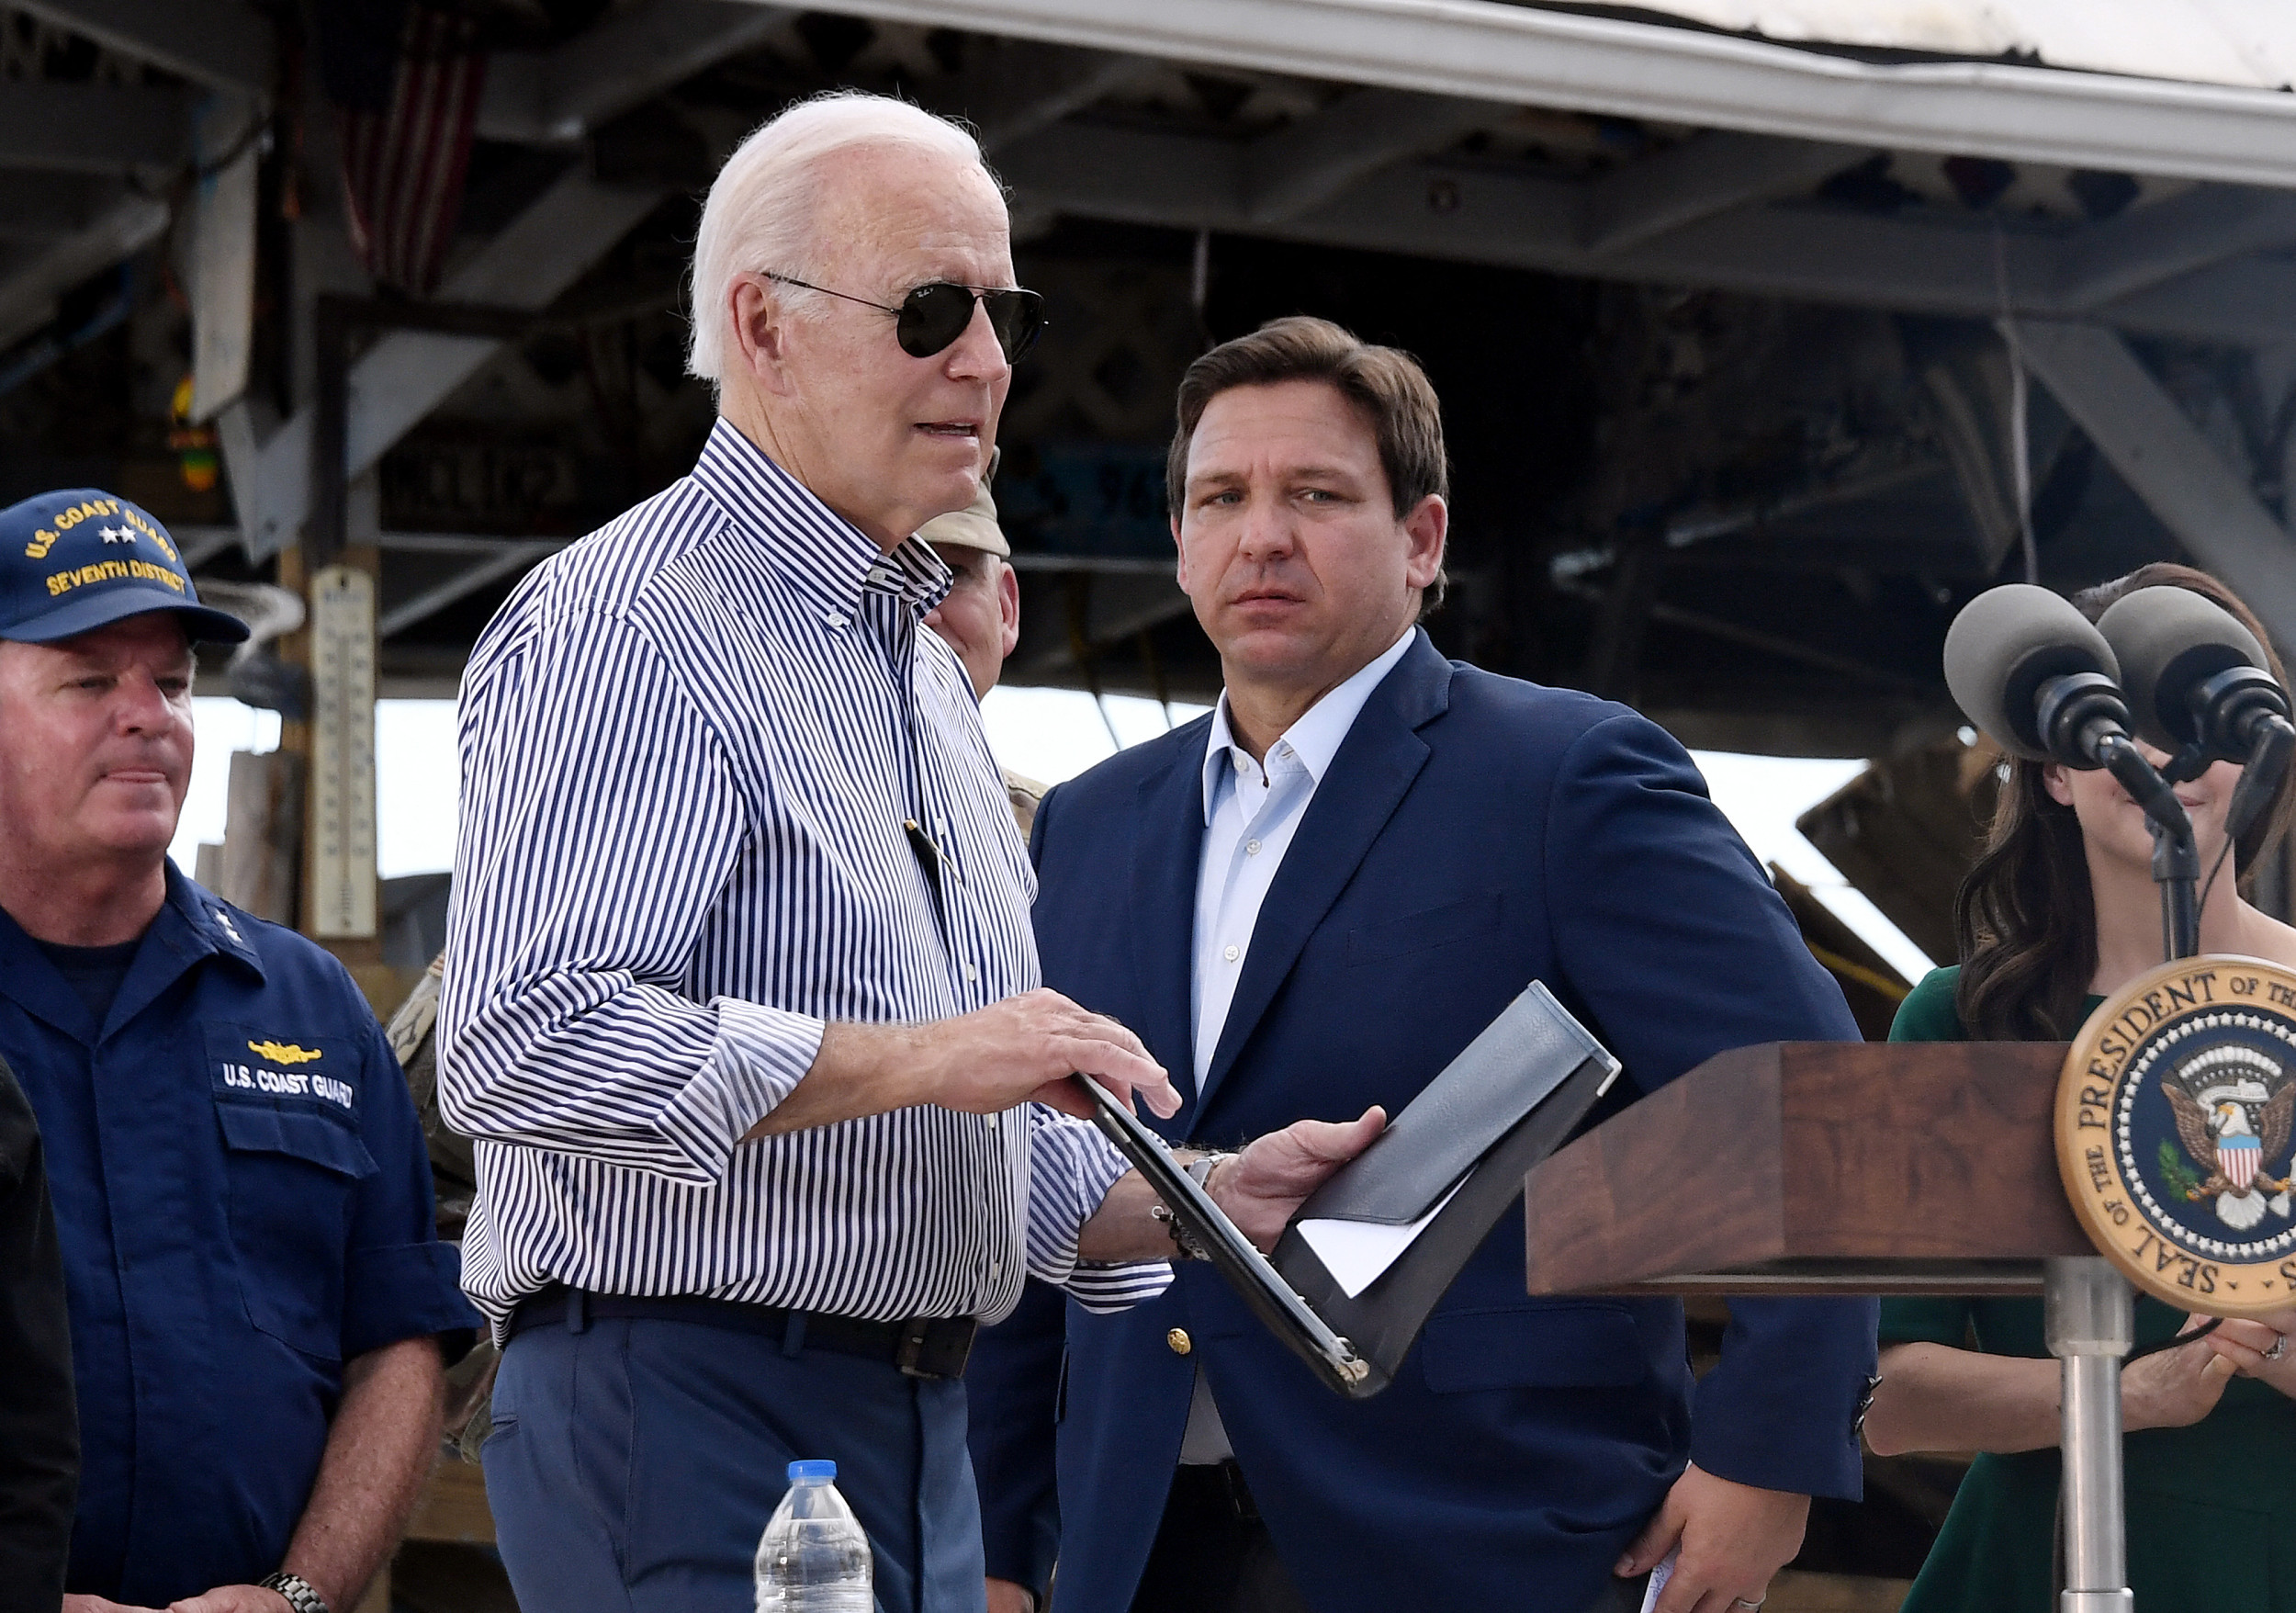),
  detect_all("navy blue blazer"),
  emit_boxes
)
[970,633,1878,1613]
